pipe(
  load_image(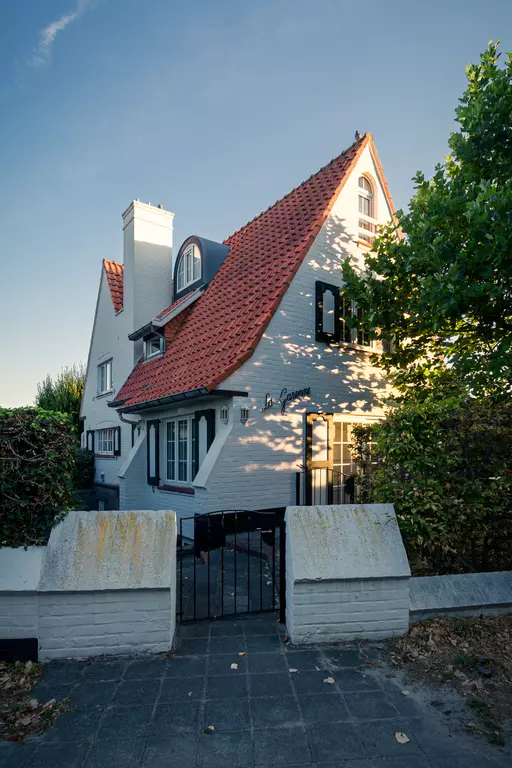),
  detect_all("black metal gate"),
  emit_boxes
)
[177,508,286,623]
